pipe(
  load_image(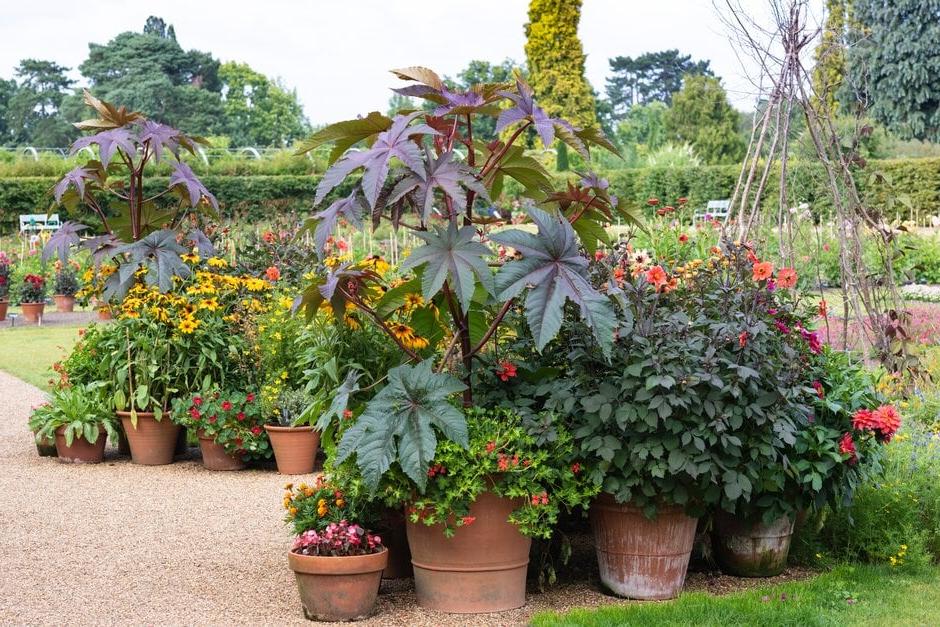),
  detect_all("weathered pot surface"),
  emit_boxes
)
[288,548,387,621]
[712,511,795,577]
[20,302,45,323]
[53,425,107,463]
[197,432,245,471]
[118,411,179,466]
[265,424,319,475]
[53,294,75,313]
[590,493,698,600]
[406,490,531,613]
